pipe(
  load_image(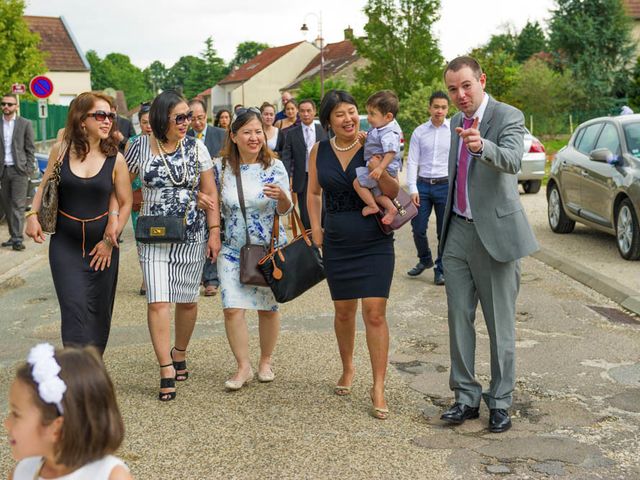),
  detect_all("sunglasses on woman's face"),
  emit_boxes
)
[169,111,193,125]
[87,110,116,122]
